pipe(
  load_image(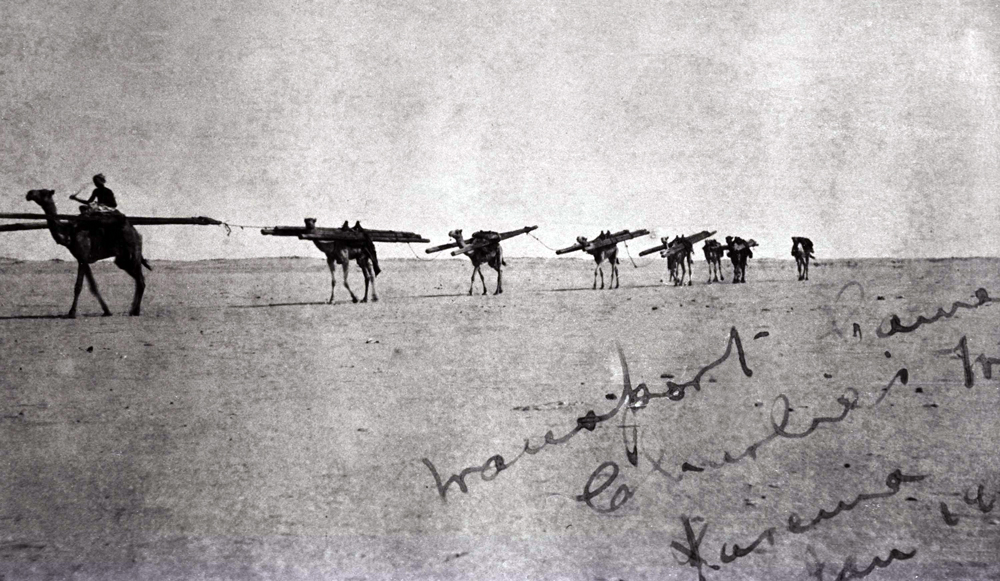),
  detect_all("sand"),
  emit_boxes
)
[0,256,997,580]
